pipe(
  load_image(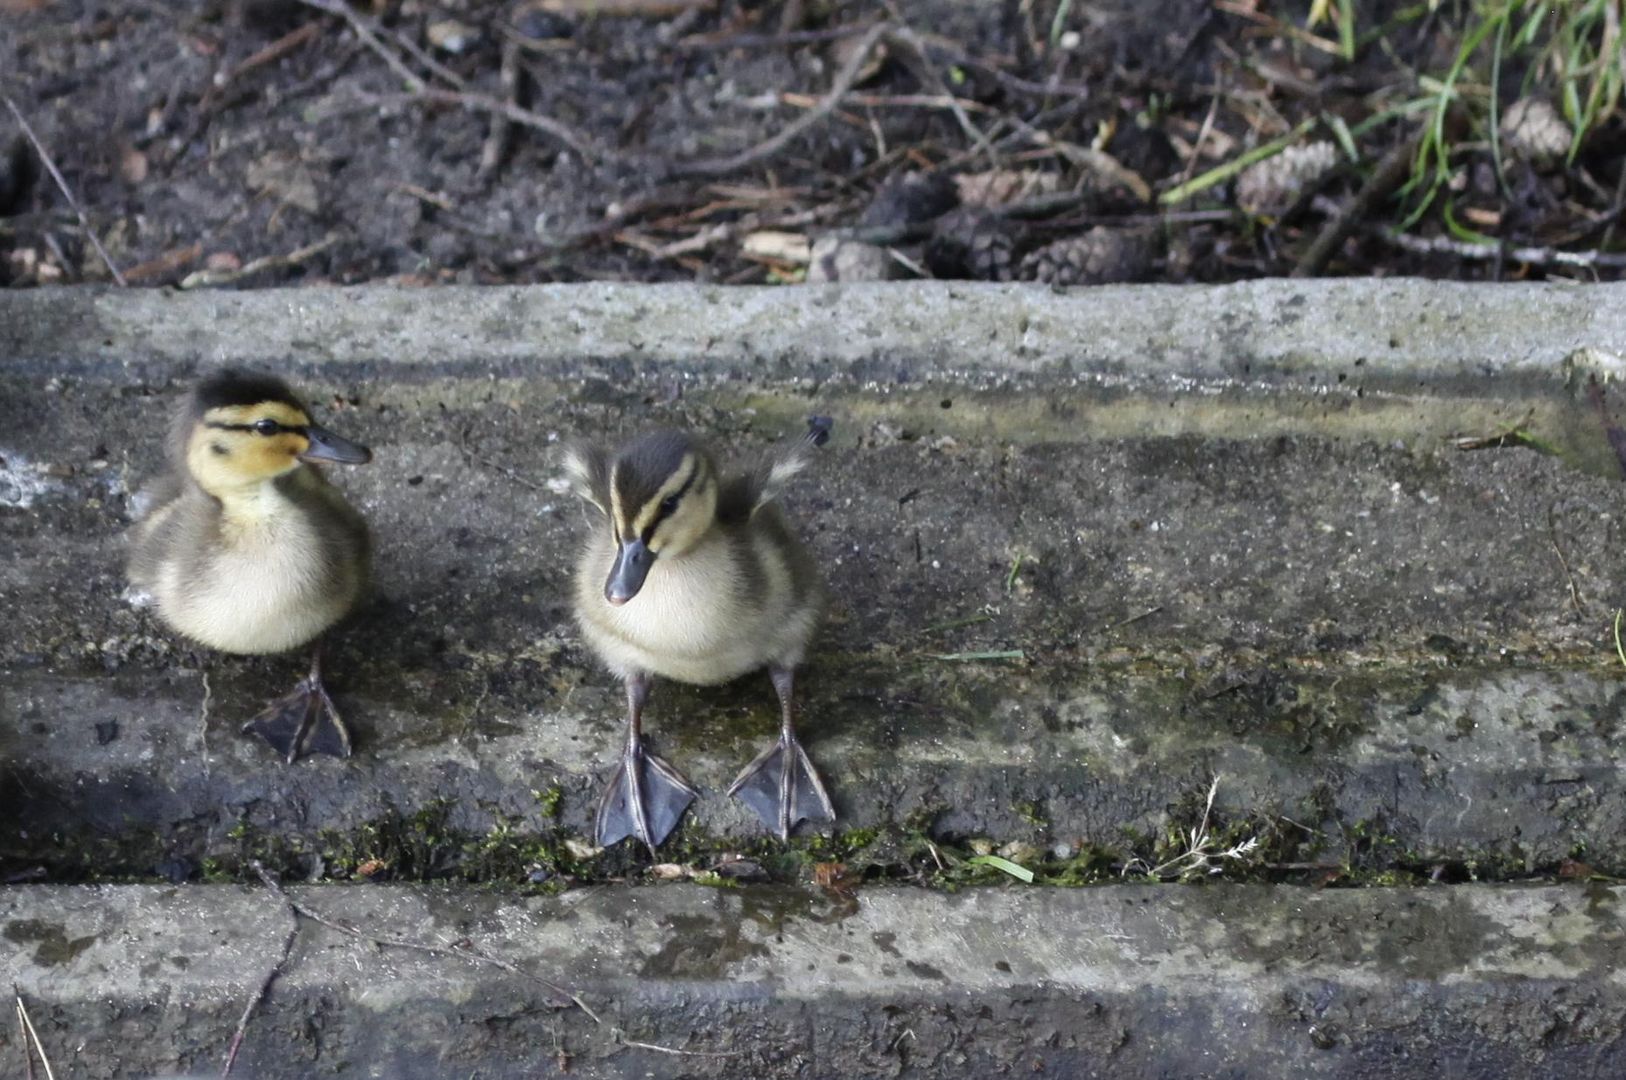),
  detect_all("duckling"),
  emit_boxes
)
[564,419,835,850]
[127,369,372,763]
